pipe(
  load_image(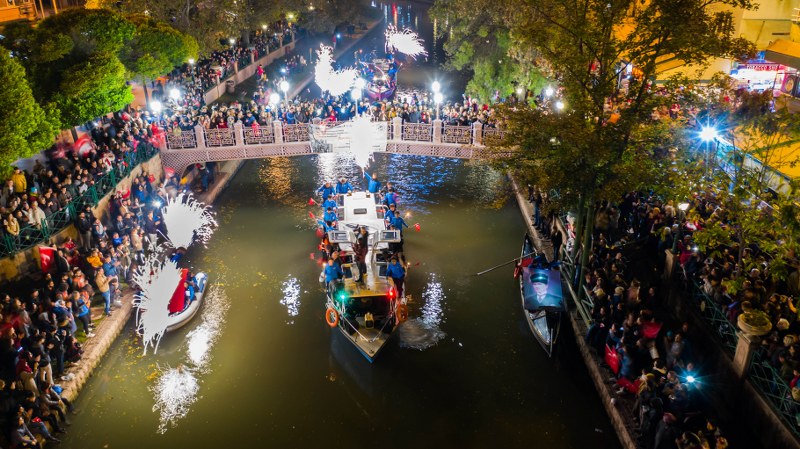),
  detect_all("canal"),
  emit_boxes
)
[63,3,620,448]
